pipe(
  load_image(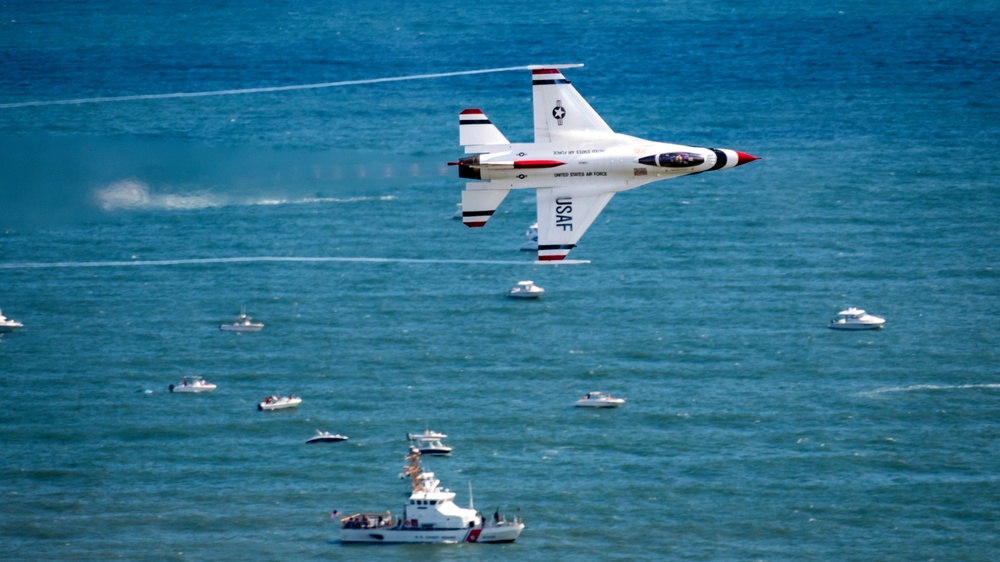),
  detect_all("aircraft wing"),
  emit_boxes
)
[532,67,614,143]
[535,187,615,262]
